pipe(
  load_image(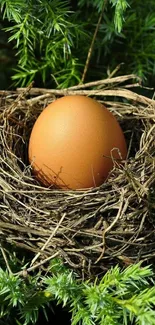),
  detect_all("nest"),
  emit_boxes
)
[0,74,155,278]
